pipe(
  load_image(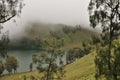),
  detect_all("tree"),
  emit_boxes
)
[0,60,4,75]
[32,54,38,64]
[29,63,33,72]
[0,0,24,75]
[66,48,83,64]
[0,0,24,56]
[91,35,101,50]
[32,37,65,80]
[49,30,62,39]
[91,35,101,45]
[5,55,19,74]
[88,0,120,80]
[0,0,24,24]
[82,42,91,55]
[0,33,9,58]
